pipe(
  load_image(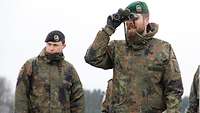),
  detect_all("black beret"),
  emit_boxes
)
[45,30,65,44]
